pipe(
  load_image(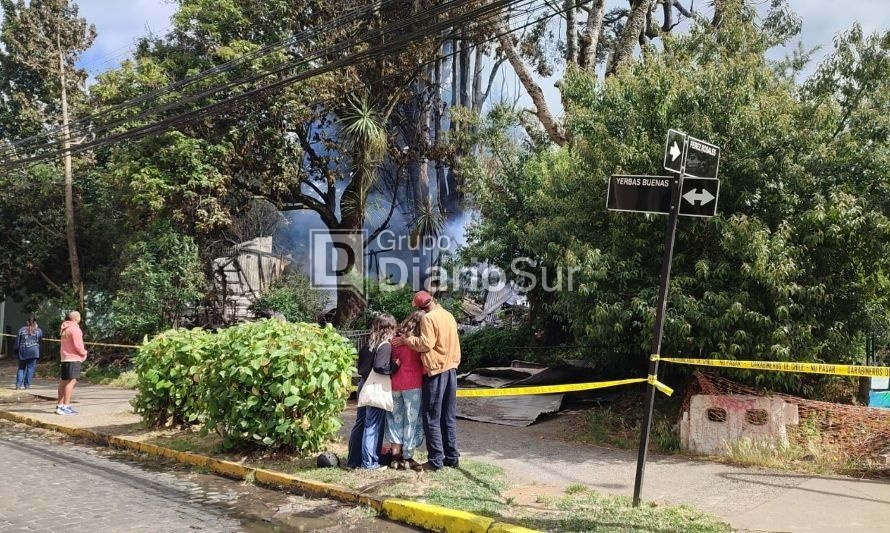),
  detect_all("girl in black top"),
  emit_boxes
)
[346,314,399,469]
